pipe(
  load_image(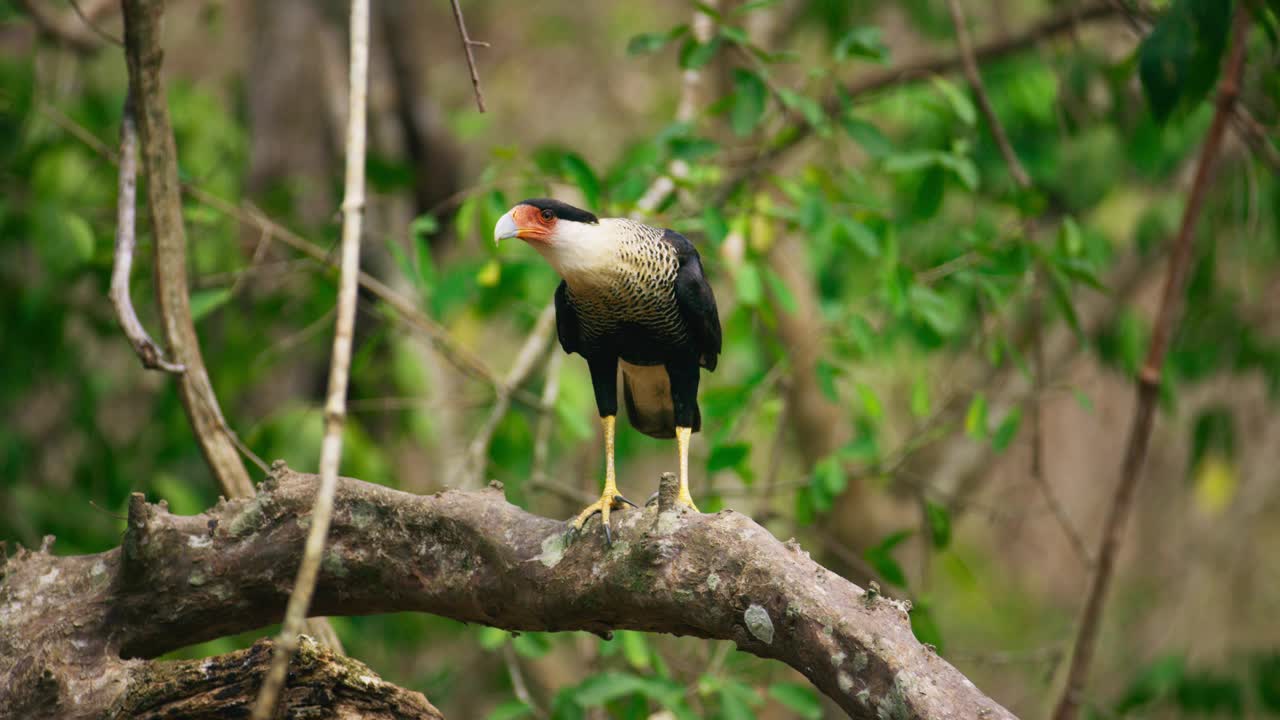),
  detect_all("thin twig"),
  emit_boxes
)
[503,644,547,719]
[15,0,106,53]
[67,0,122,47]
[530,350,565,493]
[448,0,487,113]
[946,0,1031,190]
[633,0,718,215]
[1051,7,1251,719]
[252,1,370,717]
[110,92,185,374]
[463,303,557,487]
[1030,296,1094,568]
